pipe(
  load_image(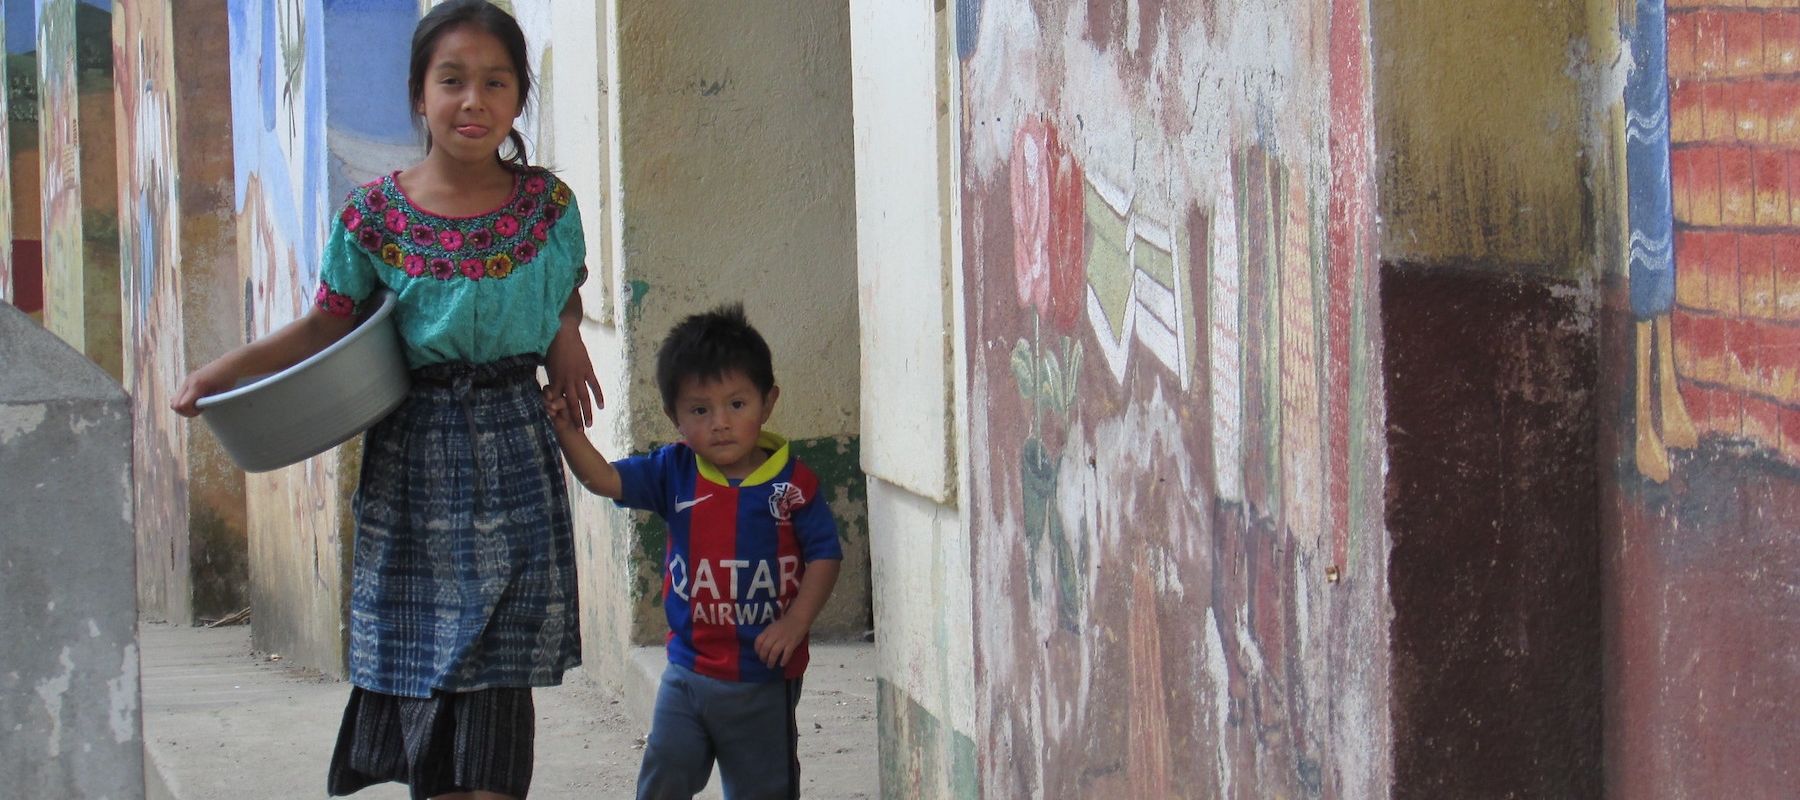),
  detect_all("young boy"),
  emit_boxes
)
[545,303,842,800]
